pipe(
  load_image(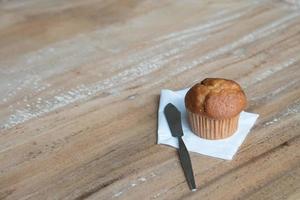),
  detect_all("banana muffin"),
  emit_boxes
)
[185,78,247,139]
